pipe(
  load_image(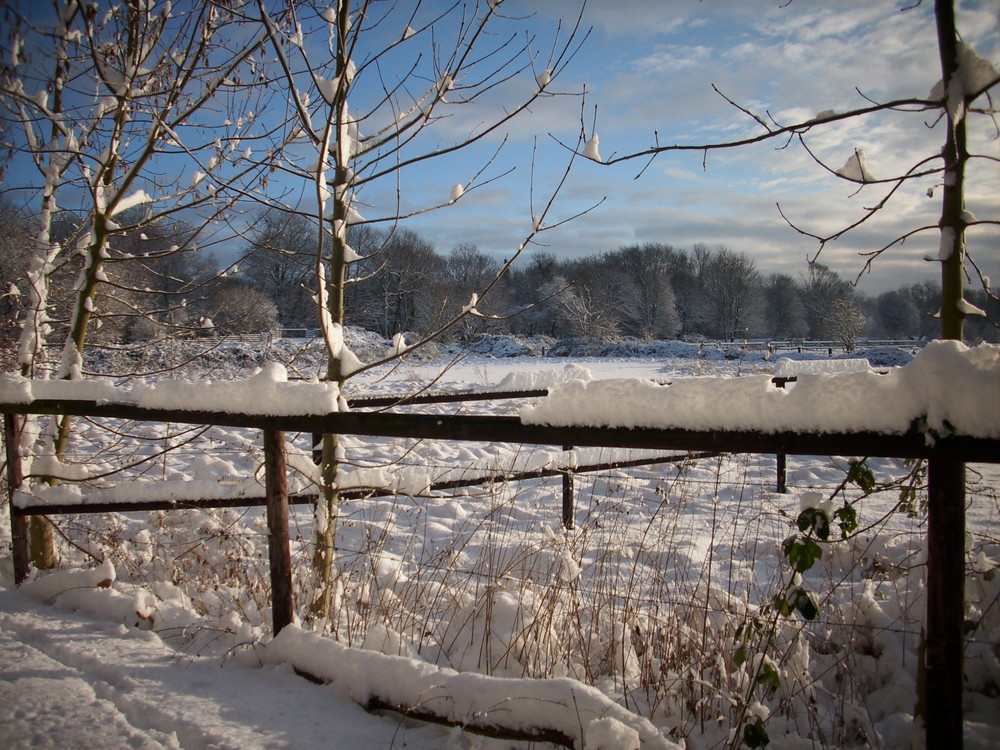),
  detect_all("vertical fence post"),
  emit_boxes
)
[311,431,323,465]
[263,428,293,636]
[925,457,965,749]
[773,379,789,495]
[561,445,574,530]
[4,414,30,584]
